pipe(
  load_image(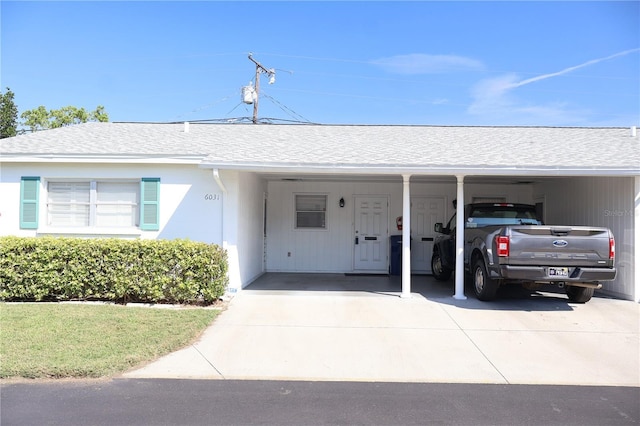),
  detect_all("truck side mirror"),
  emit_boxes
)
[434,223,445,234]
